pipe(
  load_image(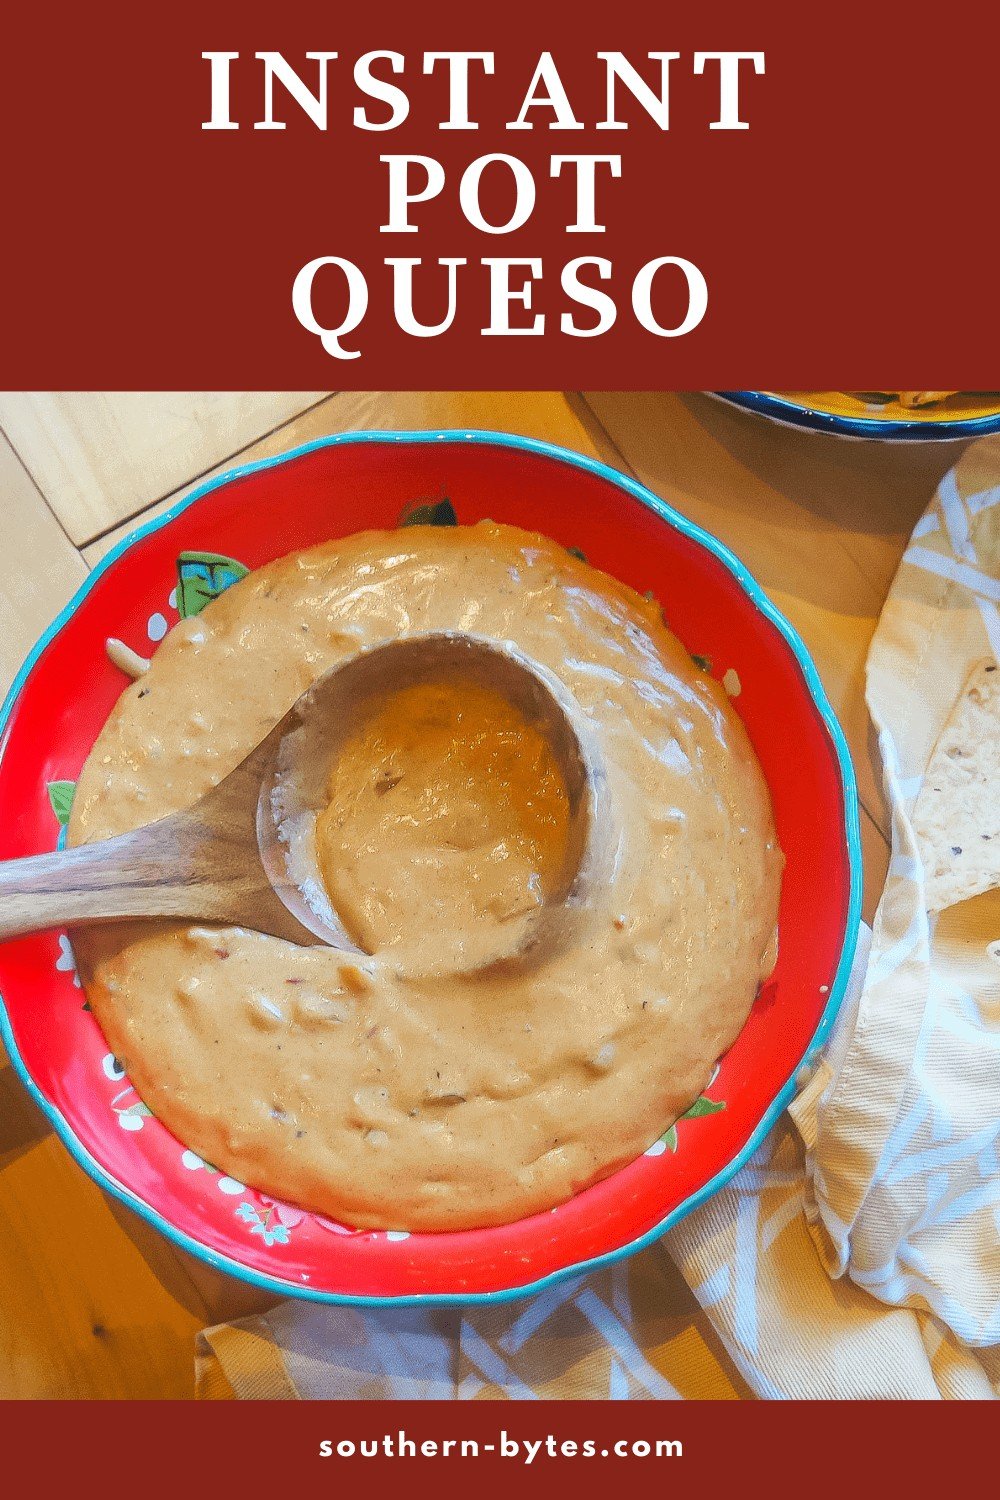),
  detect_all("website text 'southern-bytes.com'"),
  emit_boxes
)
[319,1431,683,1464]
